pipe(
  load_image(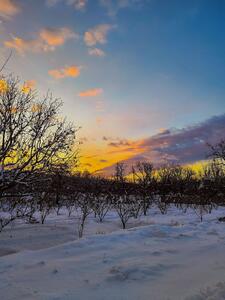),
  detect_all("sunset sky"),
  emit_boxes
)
[1,0,225,175]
